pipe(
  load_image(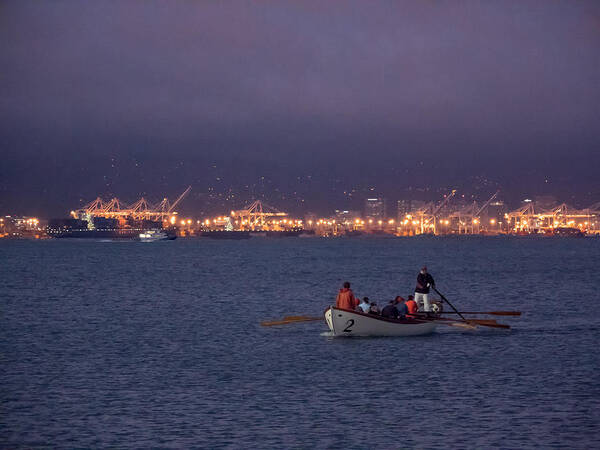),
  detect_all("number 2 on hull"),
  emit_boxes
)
[343,319,354,332]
